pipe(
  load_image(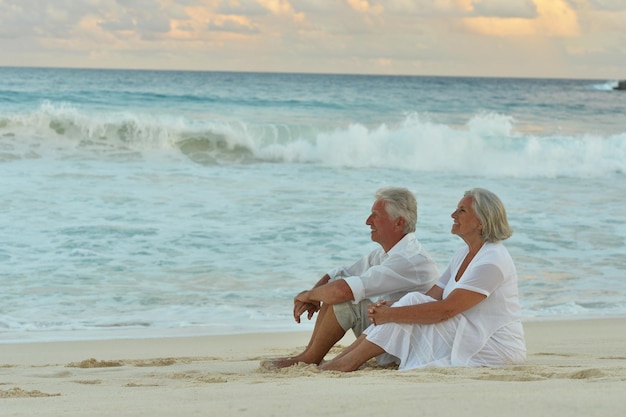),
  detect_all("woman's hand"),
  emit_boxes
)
[367,300,391,325]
